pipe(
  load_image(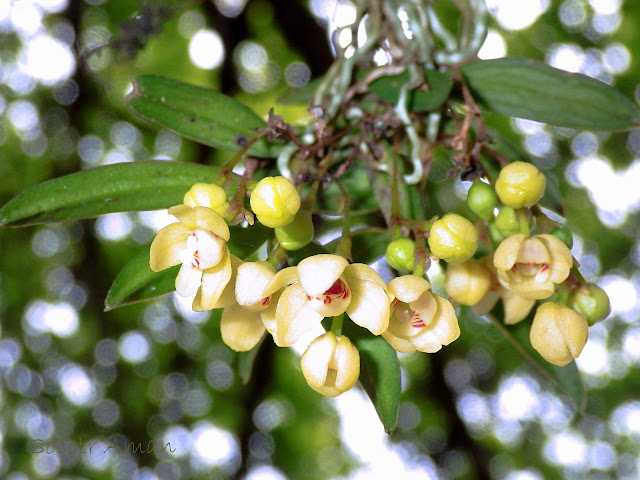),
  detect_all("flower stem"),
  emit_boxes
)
[331,314,344,336]
[335,182,352,261]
